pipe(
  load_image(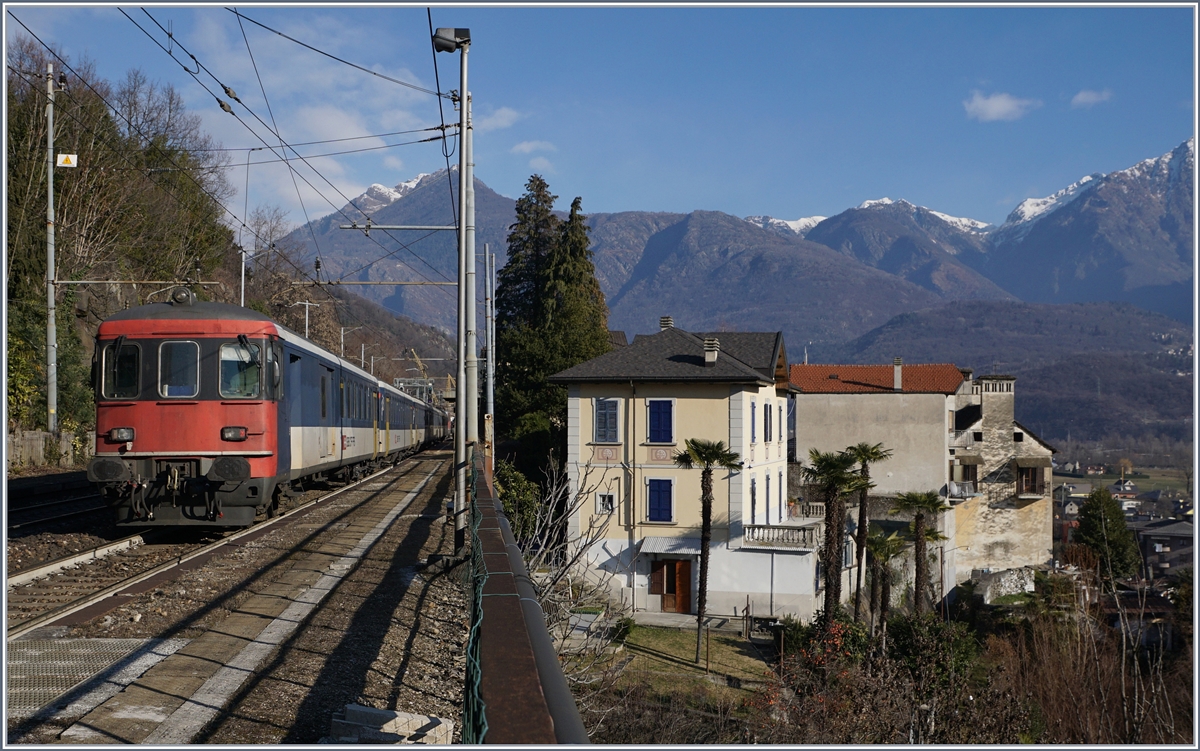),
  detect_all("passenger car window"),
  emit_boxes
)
[219,342,261,398]
[102,343,140,399]
[159,341,199,398]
